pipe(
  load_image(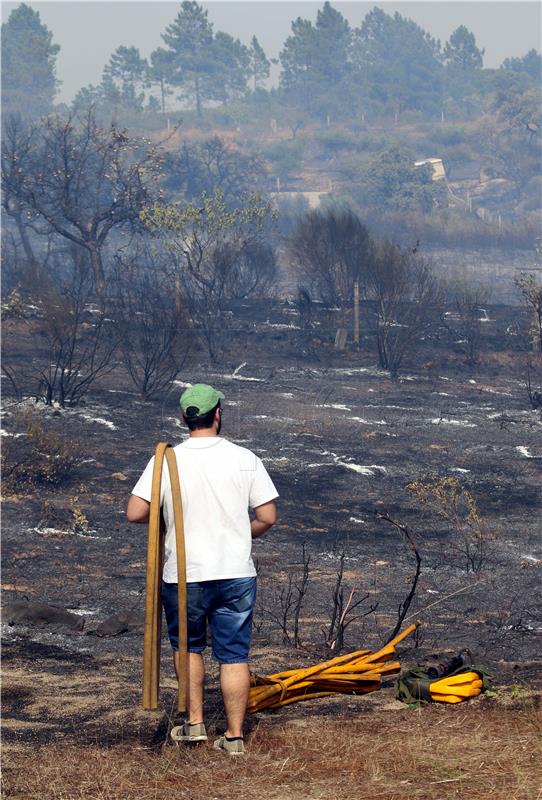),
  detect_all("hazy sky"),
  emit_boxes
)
[2,1,541,104]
